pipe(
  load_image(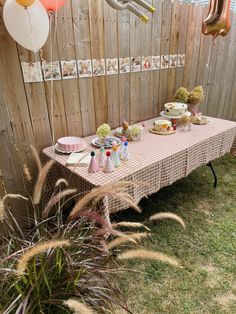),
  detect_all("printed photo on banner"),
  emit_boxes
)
[131,57,141,72]
[169,55,178,68]
[77,60,92,78]
[142,56,152,71]
[178,54,185,67]
[119,57,130,73]
[152,56,160,70]
[92,59,106,76]
[161,55,169,69]
[61,60,77,79]
[106,58,118,75]
[42,61,61,81]
[21,62,43,83]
